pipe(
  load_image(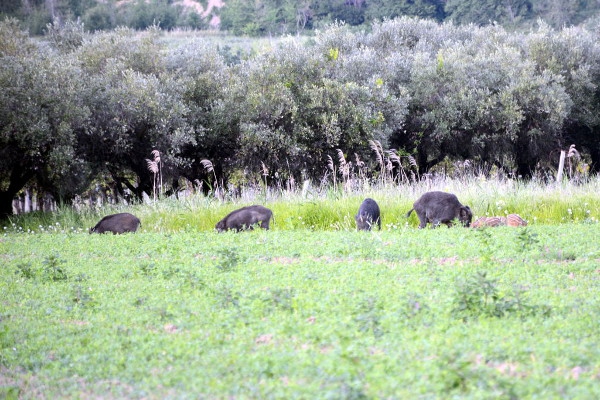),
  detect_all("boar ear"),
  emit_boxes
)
[460,206,471,218]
